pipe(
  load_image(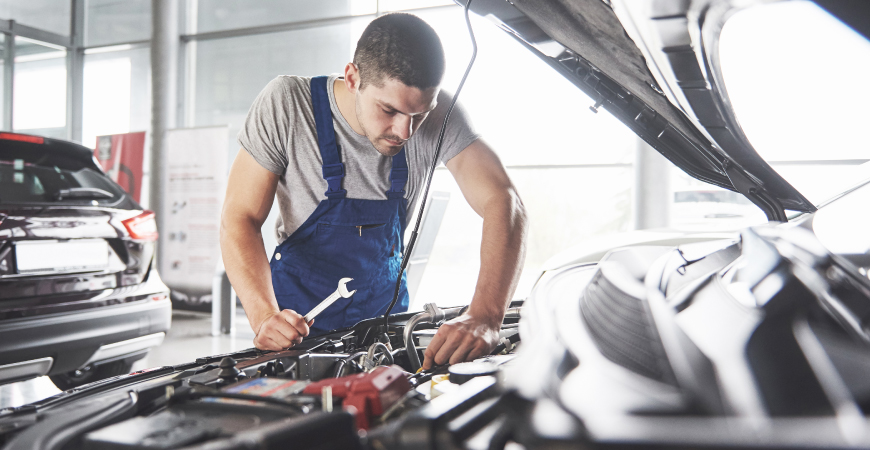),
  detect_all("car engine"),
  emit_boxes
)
[0,301,522,450]
[3,224,870,450]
